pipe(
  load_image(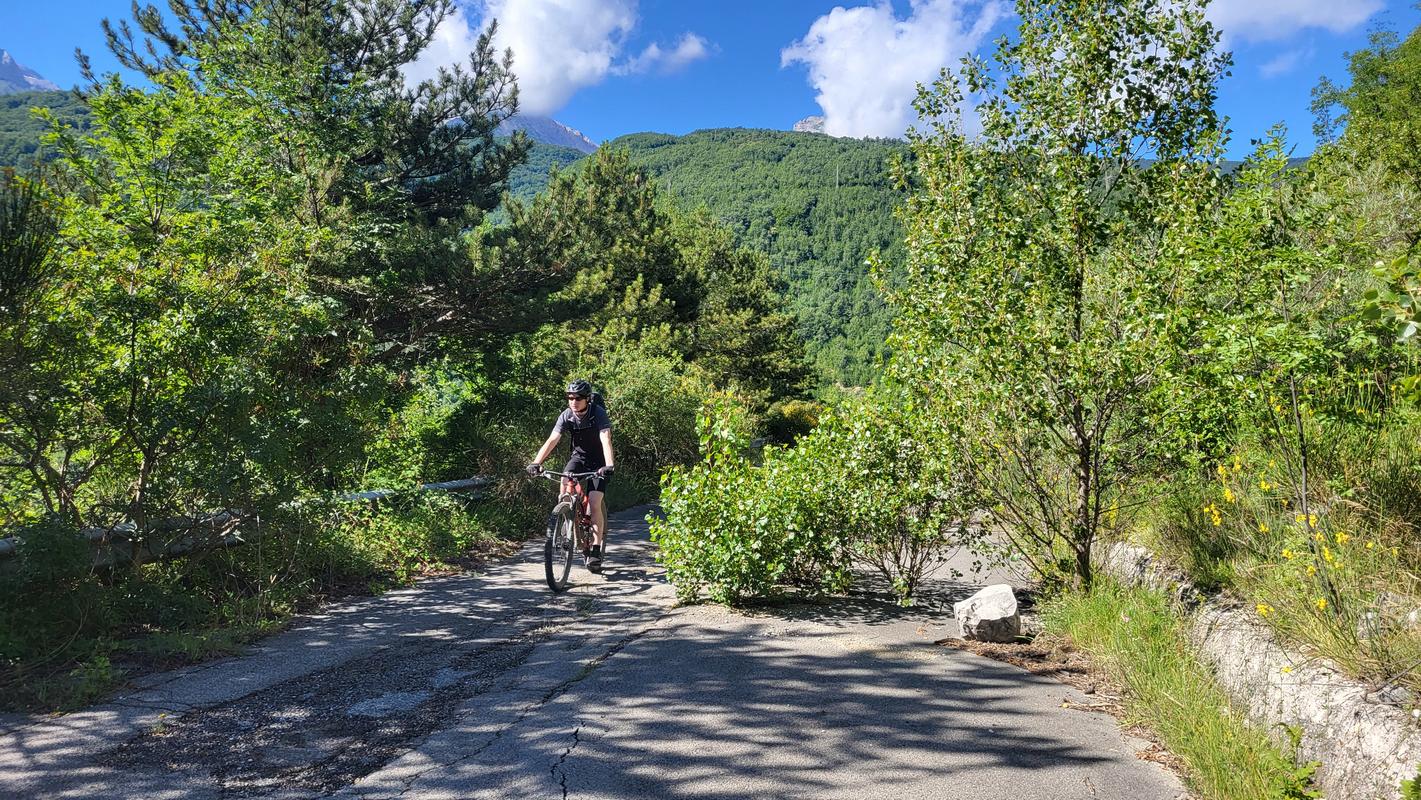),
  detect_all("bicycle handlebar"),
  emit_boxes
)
[538,469,600,480]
